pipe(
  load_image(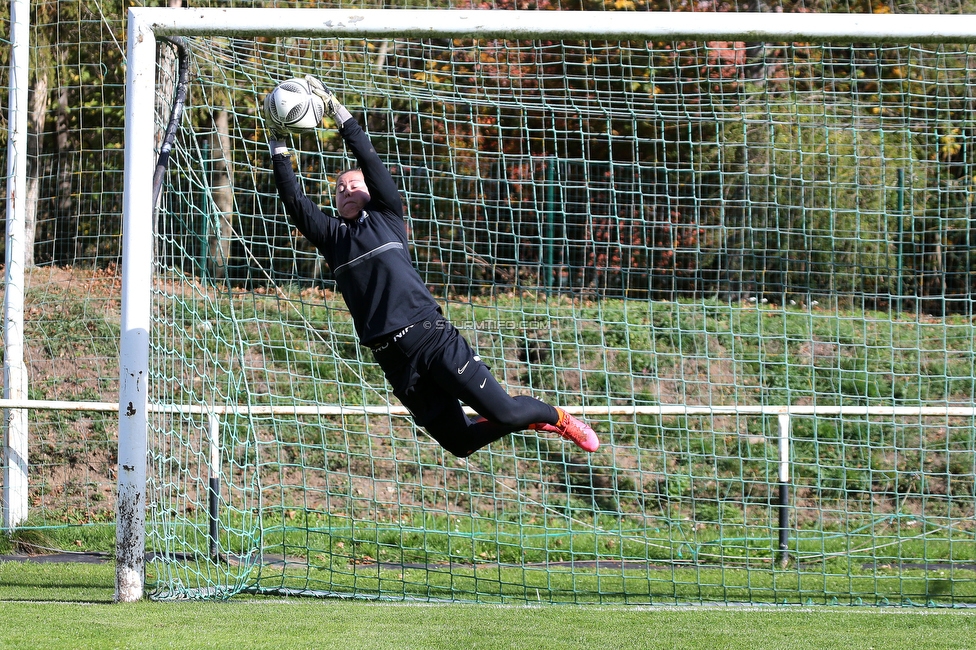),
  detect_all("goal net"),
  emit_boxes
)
[130,10,976,604]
